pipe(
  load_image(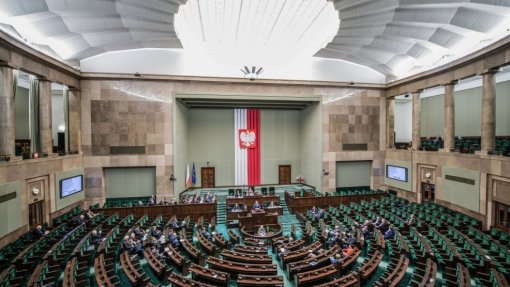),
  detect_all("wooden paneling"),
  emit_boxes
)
[91,203,216,221]
[284,192,387,214]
